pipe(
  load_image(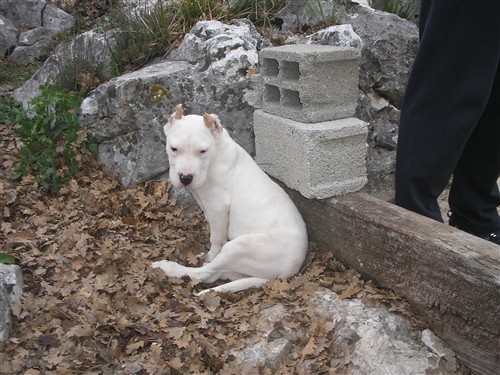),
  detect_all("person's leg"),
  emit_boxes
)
[395,0,500,223]
[449,63,500,236]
